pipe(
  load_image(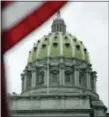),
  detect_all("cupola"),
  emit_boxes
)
[51,11,66,33]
